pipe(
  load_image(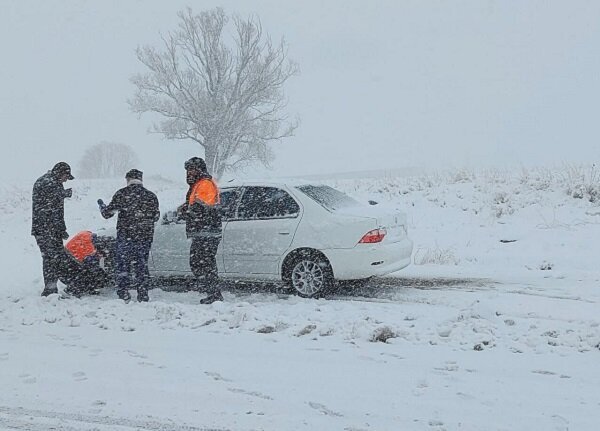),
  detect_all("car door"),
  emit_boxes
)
[150,211,190,274]
[222,186,302,275]
[151,187,242,275]
[215,187,243,274]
